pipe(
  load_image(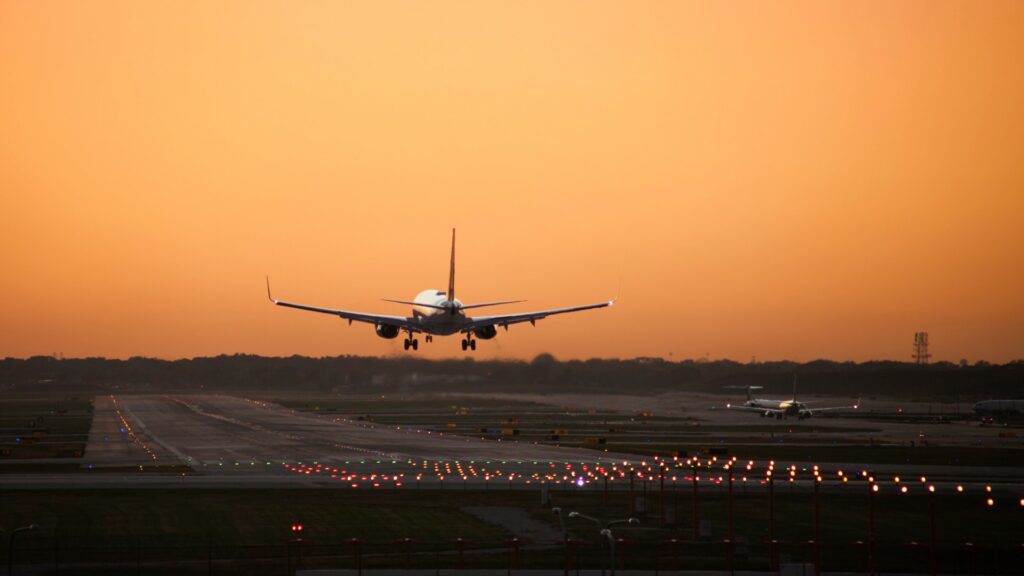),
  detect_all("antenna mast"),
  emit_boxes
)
[913,332,931,365]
